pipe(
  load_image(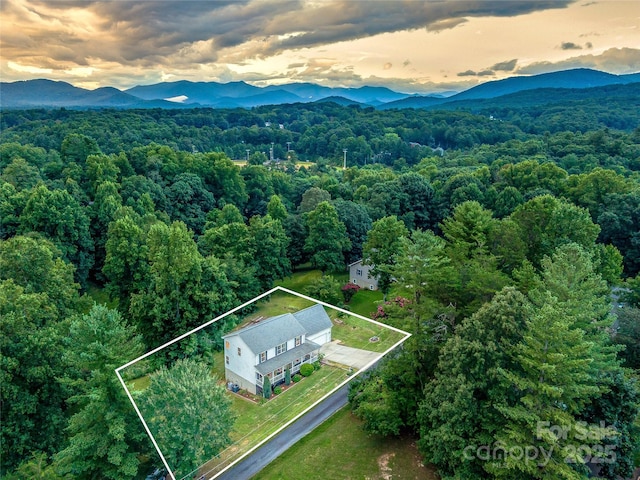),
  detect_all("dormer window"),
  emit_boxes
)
[237,347,242,356]
[260,351,267,363]
[295,335,302,347]
[276,342,287,355]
